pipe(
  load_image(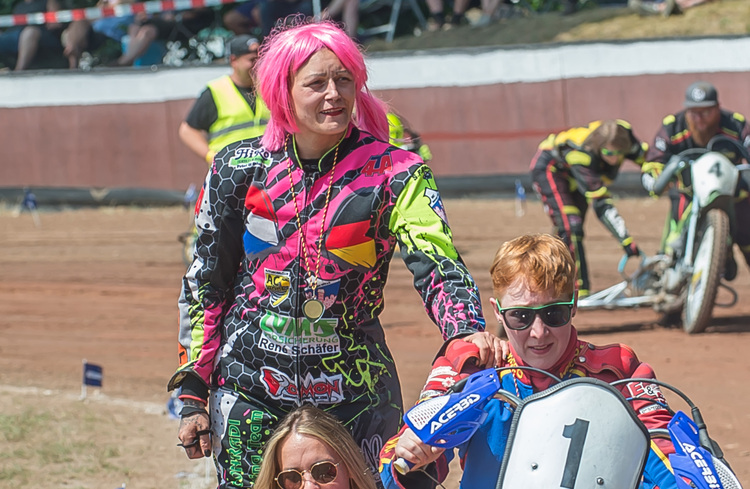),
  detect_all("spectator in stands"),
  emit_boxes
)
[223,0,313,38]
[425,0,469,31]
[178,34,270,165]
[222,0,262,36]
[111,7,213,66]
[259,0,314,36]
[472,0,501,27]
[321,0,359,39]
[61,0,135,68]
[0,0,65,70]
